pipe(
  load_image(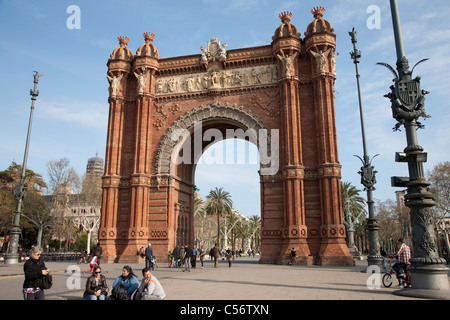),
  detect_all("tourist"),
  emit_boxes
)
[389,239,411,286]
[211,244,221,268]
[145,243,153,269]
[199,245,206,269]
[84,266,108,300]
[134,268,166,300]
[92,243,102,266]
[183,245,191,272]
[191,245,198,269]
[23,246,50,300]
[85,254,98,273]
[110,266,139,300]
